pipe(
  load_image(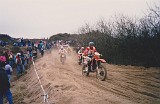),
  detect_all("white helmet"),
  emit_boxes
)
[81,47,84,50]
